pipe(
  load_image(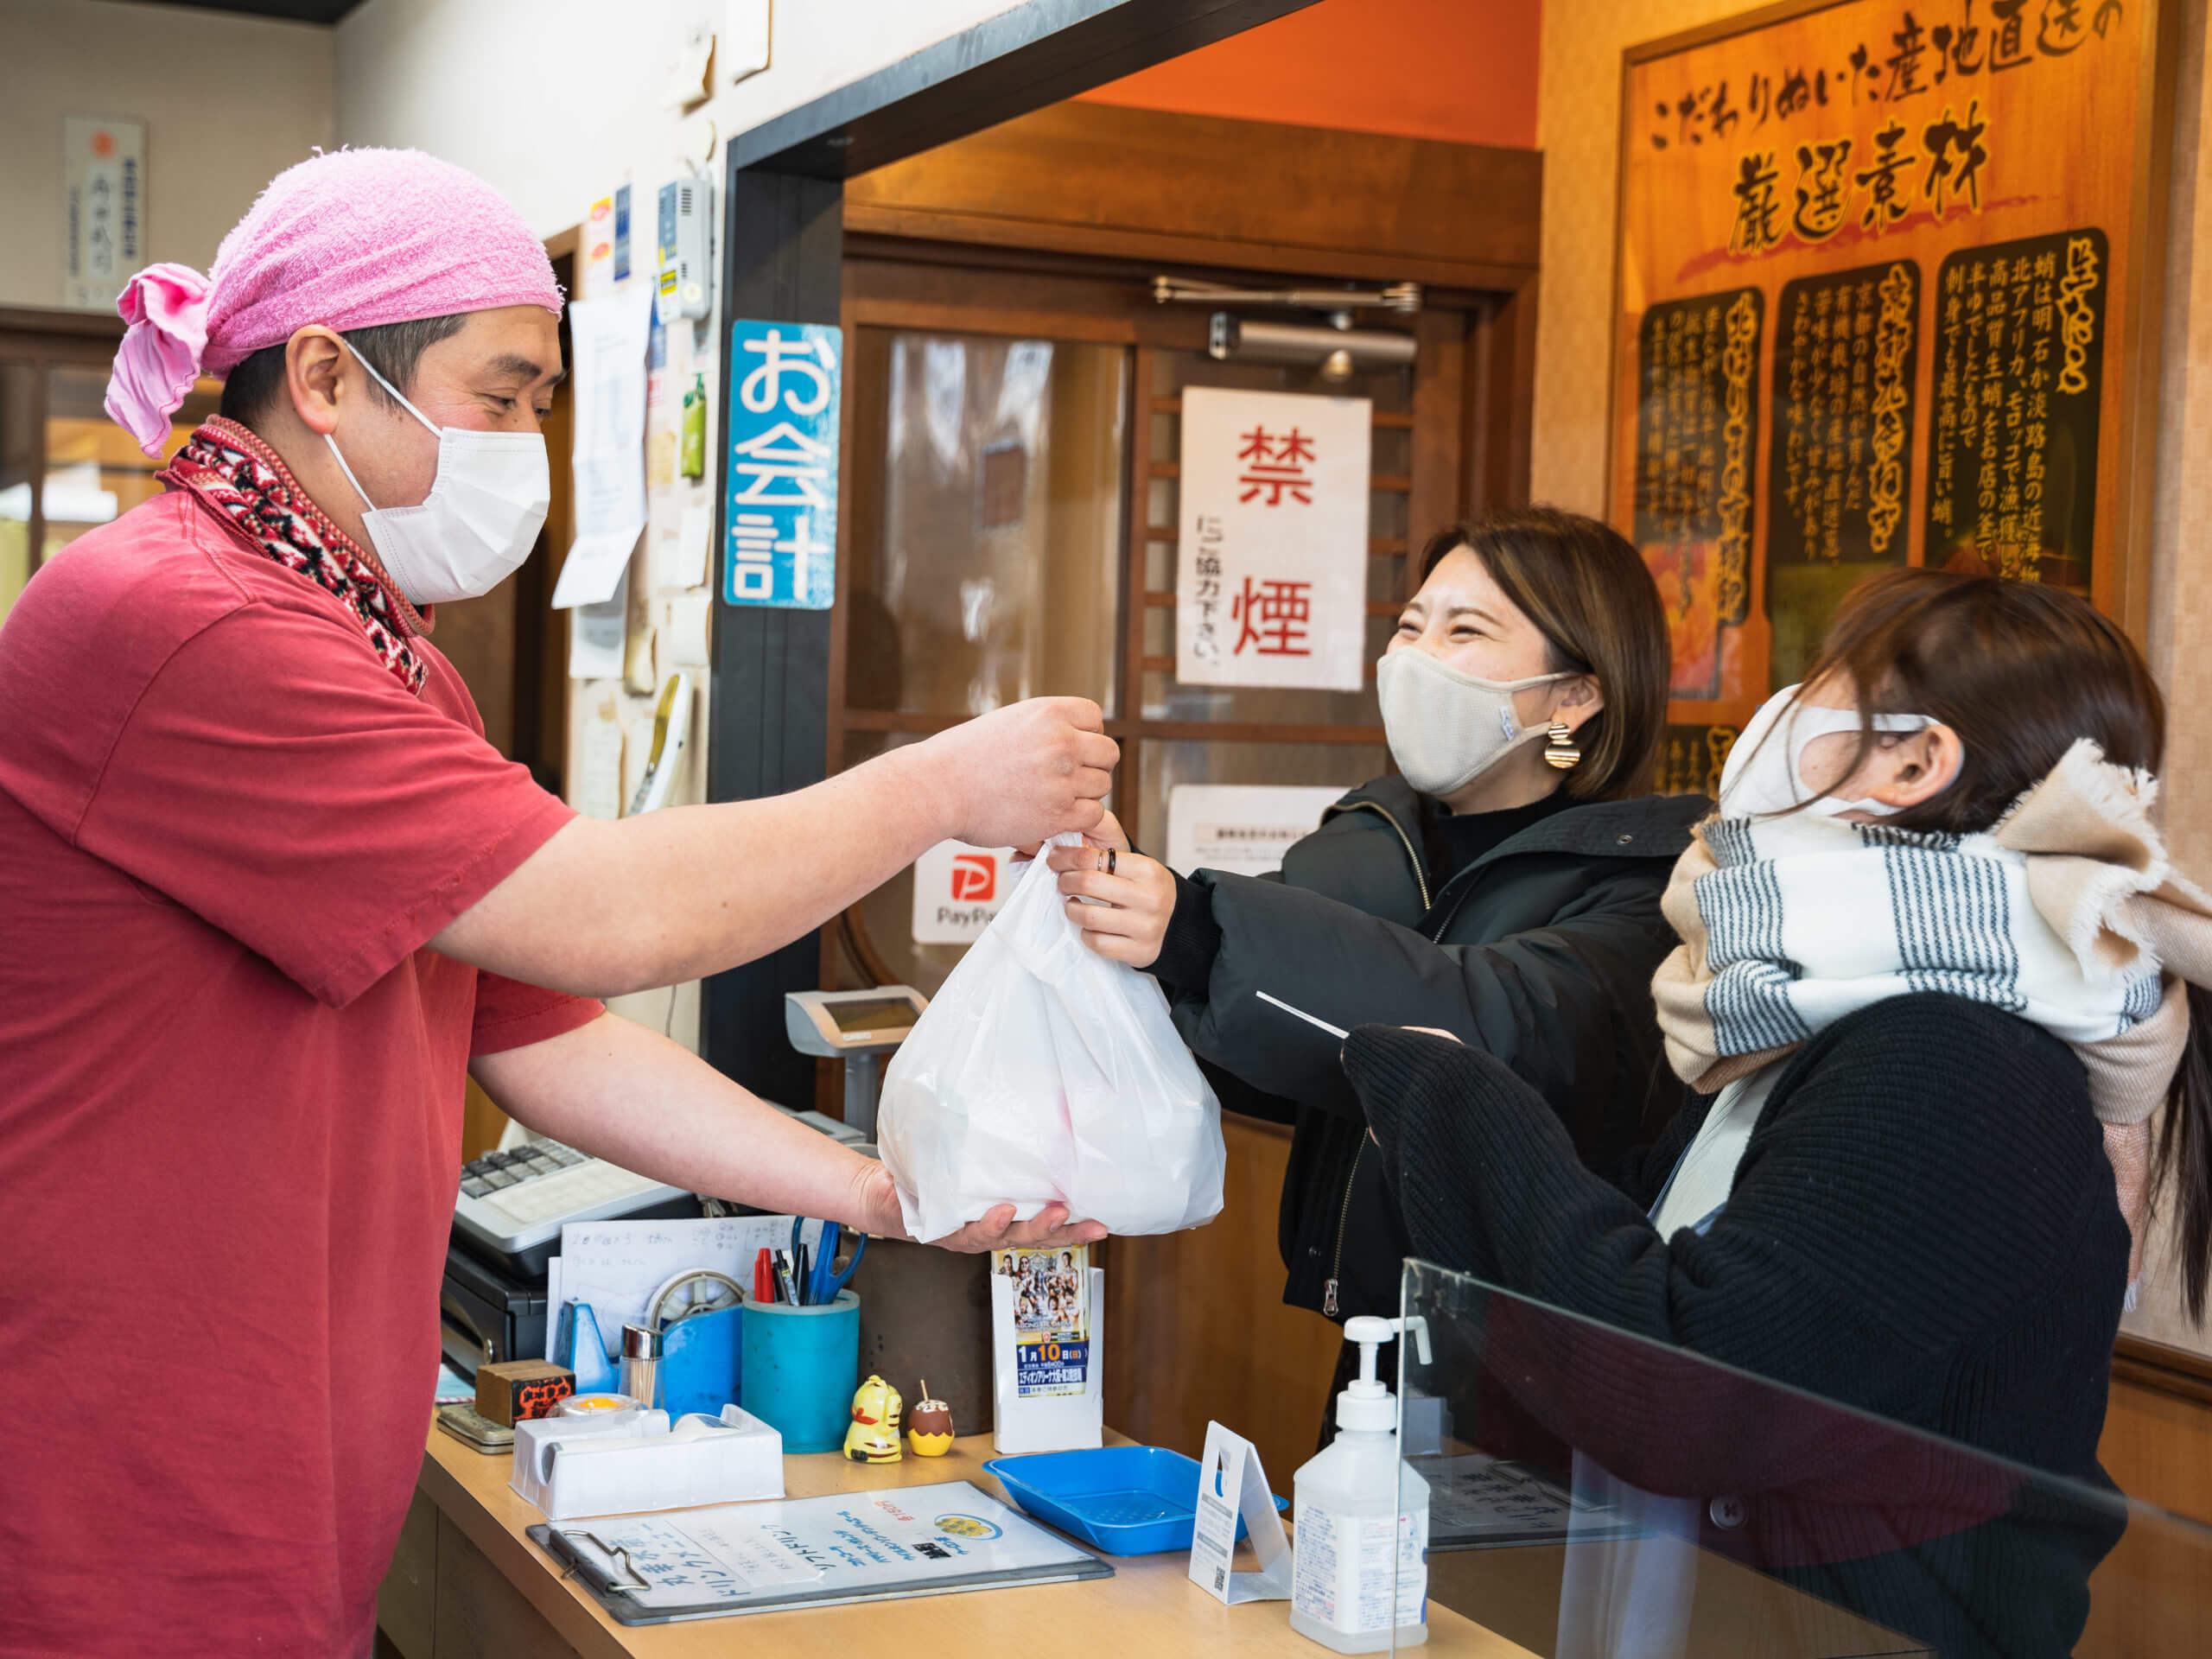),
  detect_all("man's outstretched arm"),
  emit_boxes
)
[435,696,1115,998]
[473,1010,1107,1251]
